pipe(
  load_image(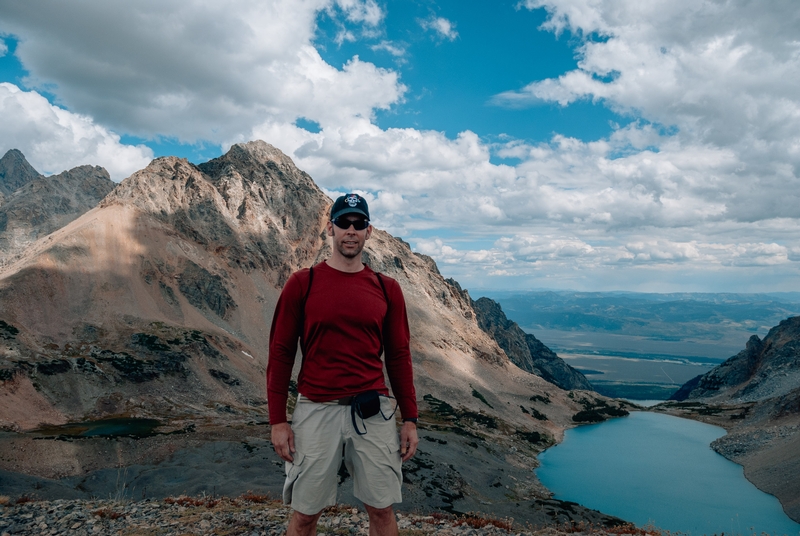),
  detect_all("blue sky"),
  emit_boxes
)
[316,0,626,147]
[1,0,799,293]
